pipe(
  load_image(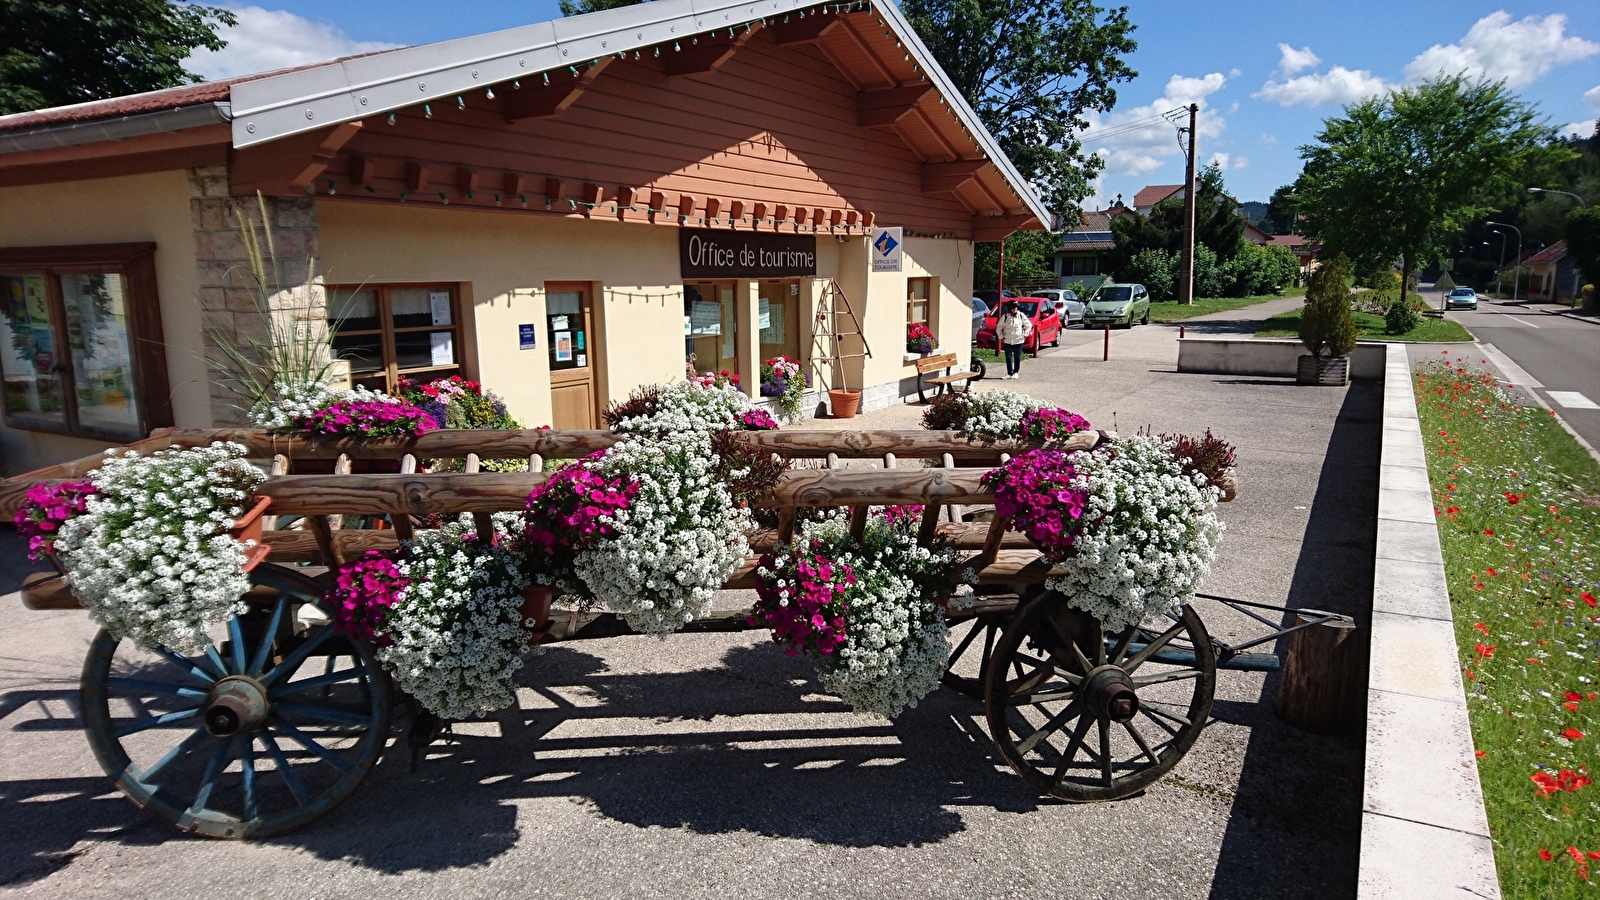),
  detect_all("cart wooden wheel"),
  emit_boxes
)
[80,563,392,838]
[984,590,1214,802]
